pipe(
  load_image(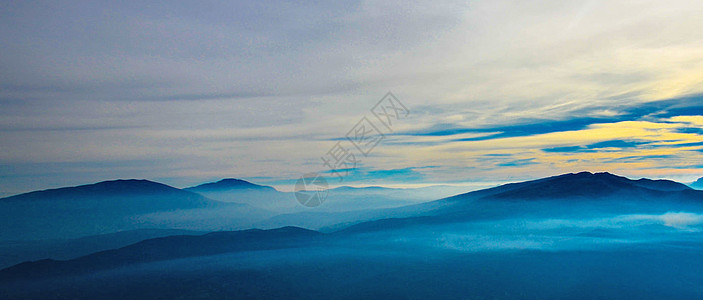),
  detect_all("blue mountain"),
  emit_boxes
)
[7,171,702,273]
[0,226,320,281]
[0,228,205,269]
[0,179,229,241]
[184,178,298,213]
[185,178,277,192]
[339,172,703,233]
[5,172,703,299]
[431,171,691,202]
[2,179,219,207]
